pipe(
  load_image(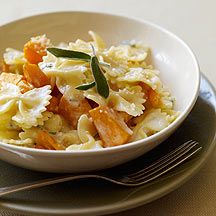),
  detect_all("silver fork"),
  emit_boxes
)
[0,140,201,197]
